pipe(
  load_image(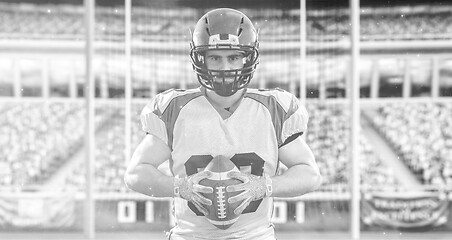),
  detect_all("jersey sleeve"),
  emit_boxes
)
[281,94,309,144]
[140,95,169,145]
